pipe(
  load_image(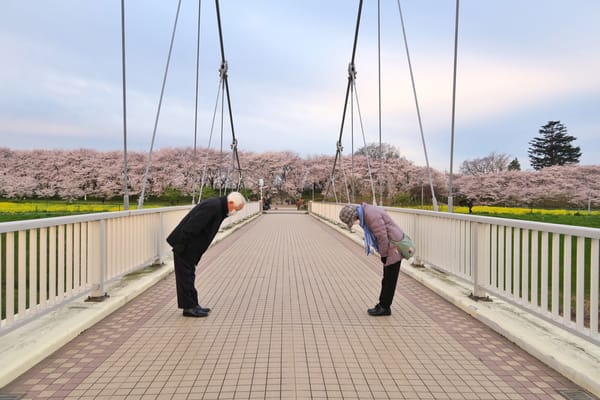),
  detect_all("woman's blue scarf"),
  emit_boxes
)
[358,205,378,255]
